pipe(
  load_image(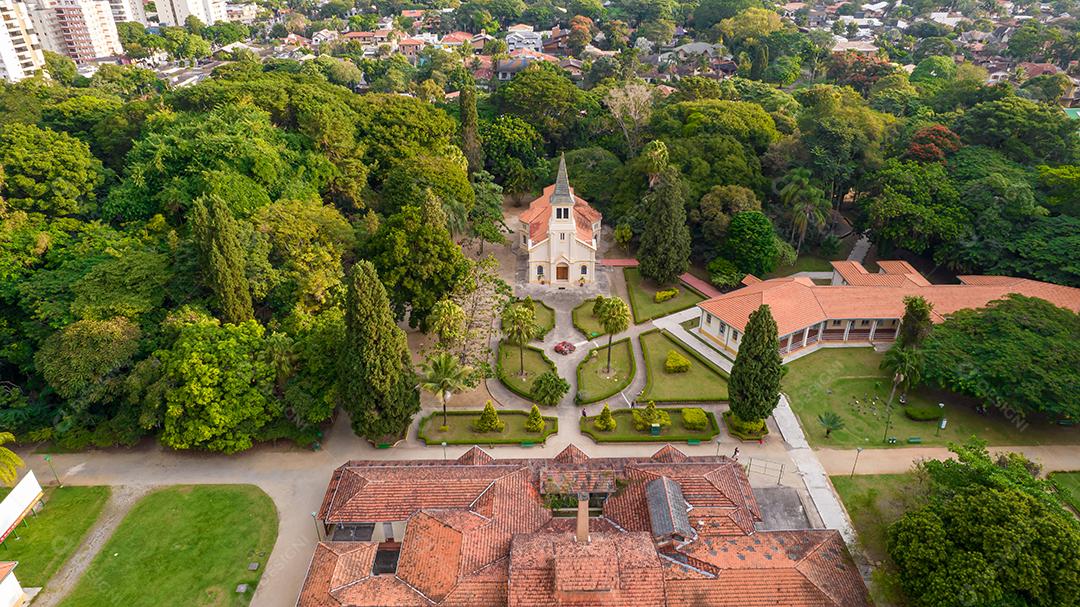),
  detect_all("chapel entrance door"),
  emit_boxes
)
[556,265,569,281]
